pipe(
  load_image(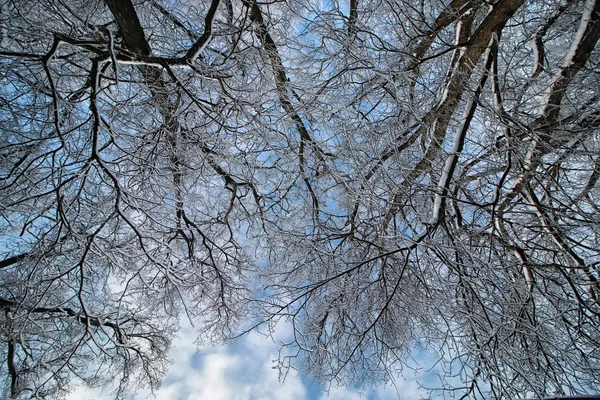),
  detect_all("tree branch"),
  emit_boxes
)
[185,0,221,62]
